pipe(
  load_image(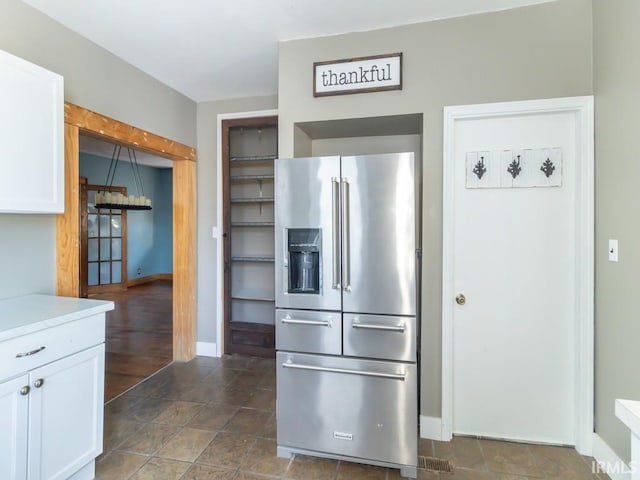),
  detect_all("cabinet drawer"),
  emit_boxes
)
[276,352,417,467]
[276,309,341,355]
[343,314,416,362]
[0,314,105,381]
